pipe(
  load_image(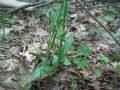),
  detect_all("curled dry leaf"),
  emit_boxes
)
[80,68,93,79]
[20,51,36,62]
[66,51,72,56]
[76,24,86,32]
